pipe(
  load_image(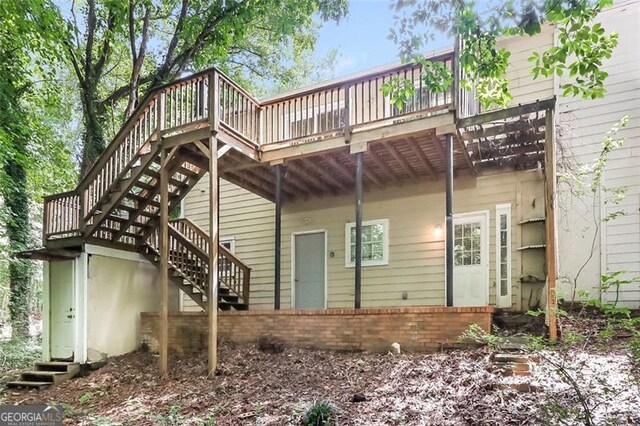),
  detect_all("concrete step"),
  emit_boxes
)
[6,380,51,390]
[494,354,531,364]
[7,362,81,390]
[21,371,70,385]
[35,361,80,374]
